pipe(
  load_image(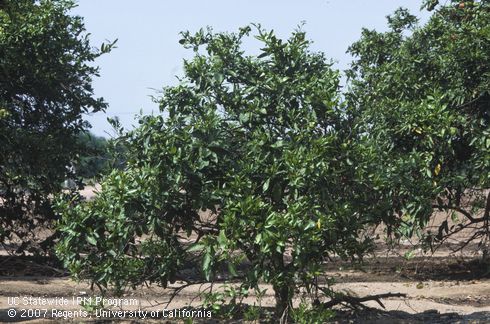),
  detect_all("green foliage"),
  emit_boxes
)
[242,305,263,321]
[202,285,249,318]
[347,1,490,246]
[56,25,382,318]
[76,132,110,179]
[0,0,114,254]
[291,302,335,324]
[56,1,490,319]
[79,296,104,315]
